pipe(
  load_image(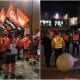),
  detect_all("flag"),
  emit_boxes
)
[0,8,6,23]
[17,8,30,28]
[6,3,18,26]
